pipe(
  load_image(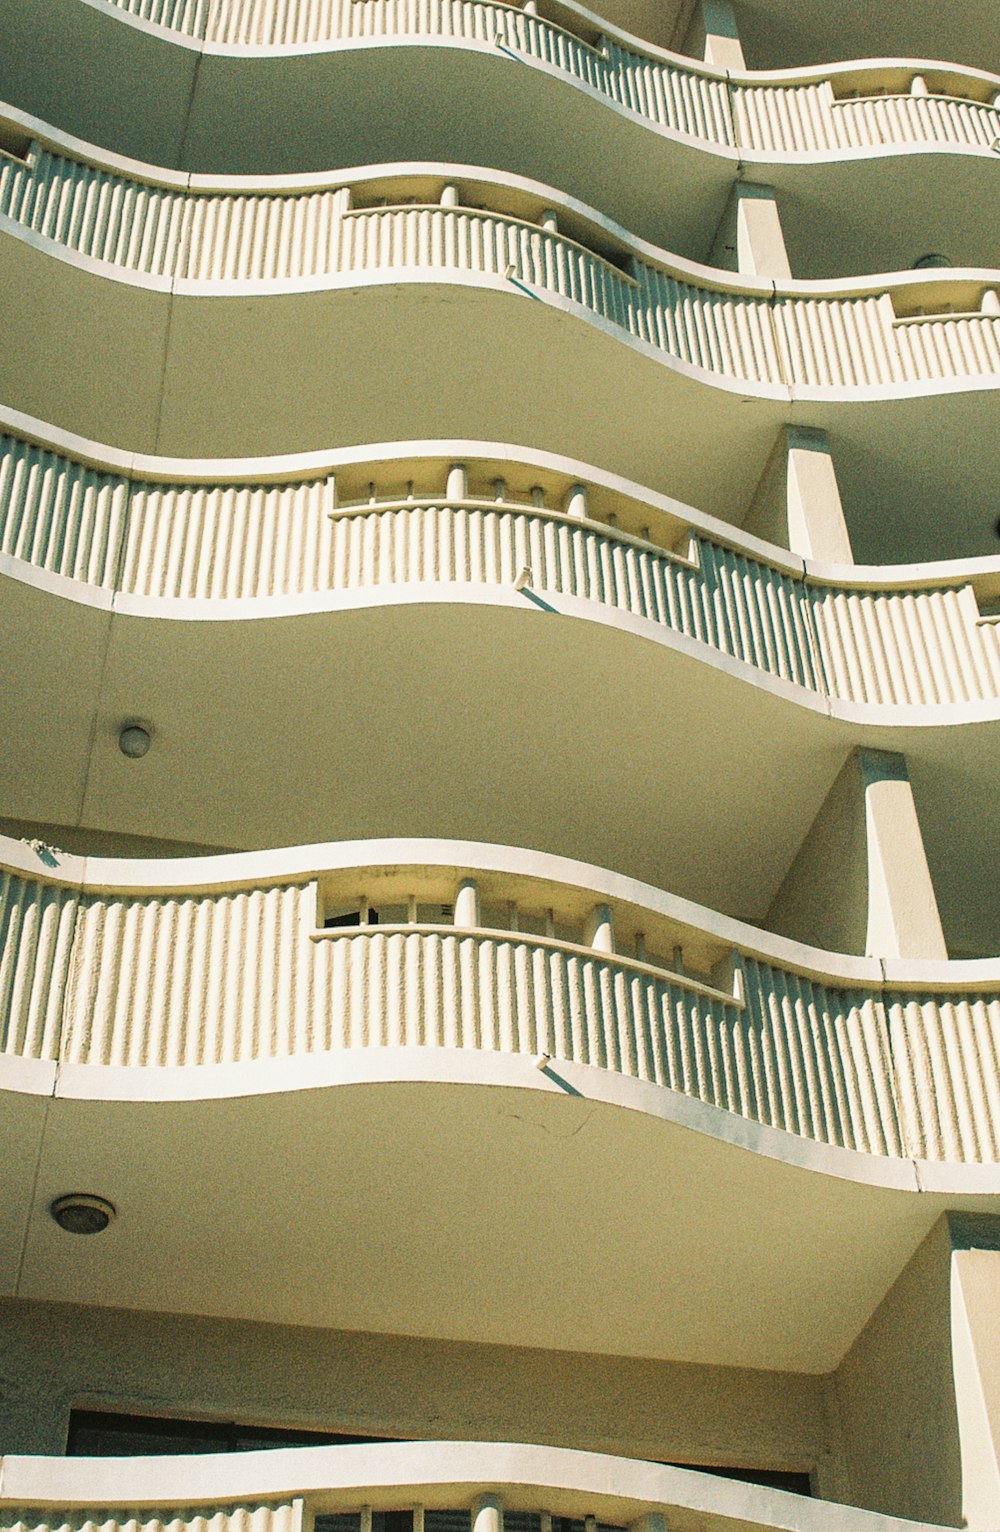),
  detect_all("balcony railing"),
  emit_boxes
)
[3,834,1000,1164]
[96,0,1000,164]
[3,150,1000,394]
[4,431,1000,710]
